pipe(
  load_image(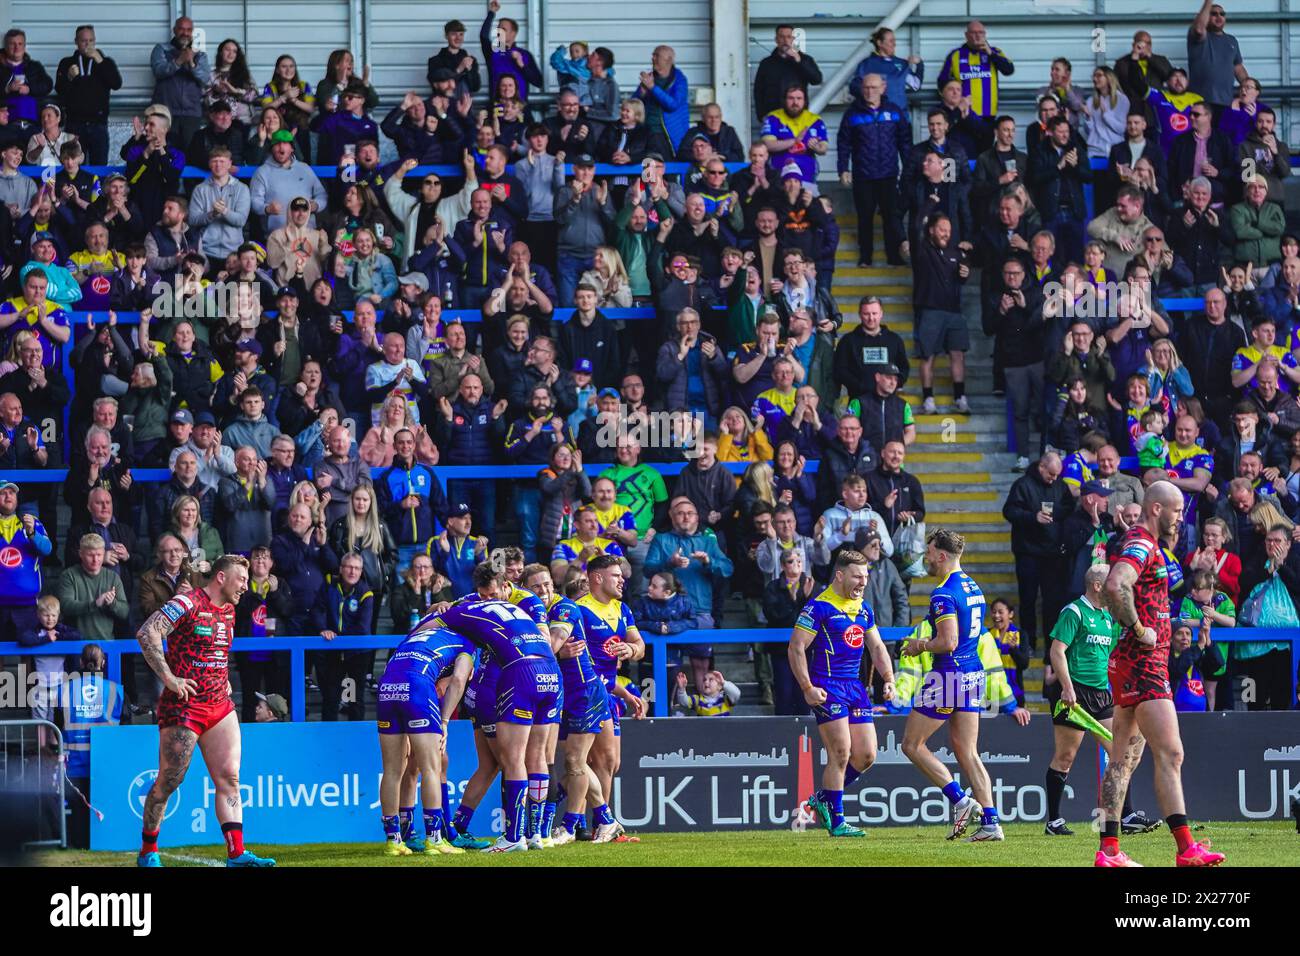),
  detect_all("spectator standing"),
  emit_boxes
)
[0,28,53,134]
[936,20,1014,118]
[1168,104,1233,204]
[1168,178,1235,292]
[59,644,120,848]
[852,27,923,110]
[1029,116,1092,267]
[0,482,49,642]
[644,497,734,624]
[760,548,814,714]
[971,115,1028,221]
[635,45,689,156]
[1114,31,1174,128]
[251,134,328,235]
[149,18,210,149]
[54,25,121,165]
[481,0,543,104]
[837,73,909,267]
[216,446,276,553]
[910,214,971,415]
[1002,453,1072,650]
[866,440,927,539]
[1239,108,1290,205]
[310,551,374,721]
[270,502,339,637]
[1188,0,1248,121]
[753,25,825,121]
[1082,67,1130,159]
[553,156,614,308]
